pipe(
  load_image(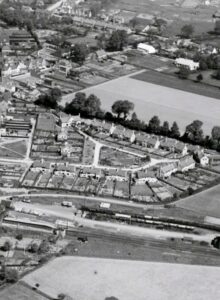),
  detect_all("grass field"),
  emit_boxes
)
[22,256,220,300]
[175,184,220,219]
[0,282,49,300]
[62,72,220,134]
